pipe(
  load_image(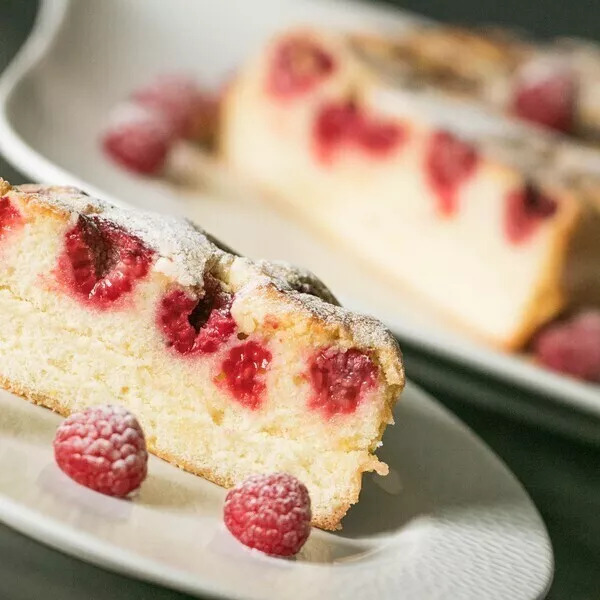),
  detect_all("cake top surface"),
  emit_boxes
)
[9,182,403,381]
